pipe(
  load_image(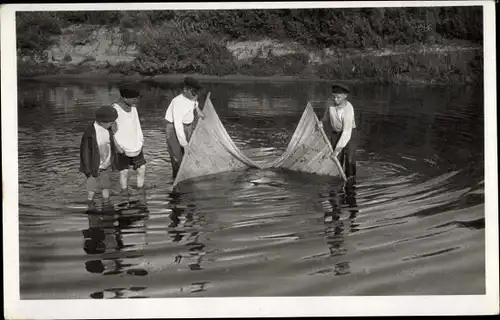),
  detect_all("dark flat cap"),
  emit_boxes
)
[118,82,140,98]
[332,83,350,94]
[184,77,202,90]
[95,105,118,122]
